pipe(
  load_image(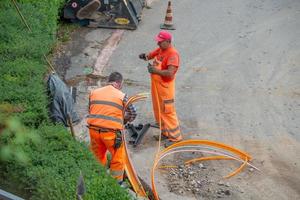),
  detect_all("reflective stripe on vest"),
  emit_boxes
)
[89,100,123,111]
[87,114,123,124]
